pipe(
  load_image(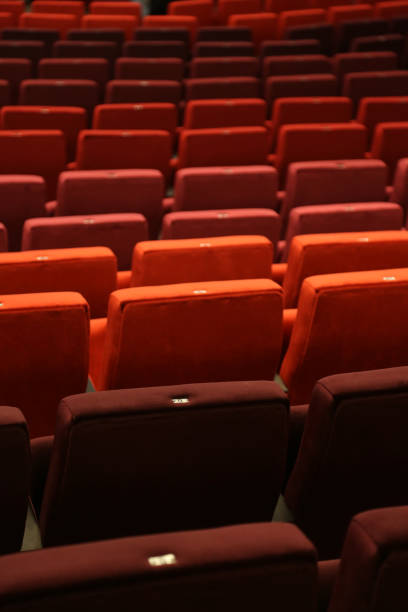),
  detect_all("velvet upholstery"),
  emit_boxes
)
[342,70,408,112]
[123,40,187,60]
[280,159,388,235]
[263,54,332,79]
[161,209,280,248]
[332,51,397,81]
[81,15,138,41]
[277,9,327,39]
[0,522,317,611]
[134,27,189,43]
[283,230,408,308]
[177,126,268,168]
[286,369,408,559]
[327,4,373,25]
[2,29,58,56]
[19,79,98,113]
[92,101,177,139]
[190,57,258,78]
[282,203,403,261]
[280,269,408,404]
[370,121,408,179]
[89,279,283,391]
[40,381,289,545]
[286,23,334,56]
[328,506,408,612]
[38,58,110,88]
[169,0,213,27]
[53,41,120,63]
[19,12,79,38]
[184,77,260,103]
[356,97,408,143]
[32,1,85,18]
[0,175,46,251]
[217,0,262,26]
[264,74,338,108]
[170,165,277,211]
[105,80,182,104]
[197,26,252,41]
[183,98,266,129]
[67,28,124,45]
[90,2,142,20]
[0,130,65,200]
[53,169,164,239]
[390,156,408,218]
[227,14,278,48]
[0,246,117,317]
[0,406,30,554]
[130,236,273,286]
[0,41,45,64]
[0,58,31,103]
[375,0,408,19]
[142,15,198,44]
[350,33,405,54]
[22,214,148,271]
[335,19,388,52]
[0,292,89,437]
[115,57,184,80]
[260,40,321,57]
